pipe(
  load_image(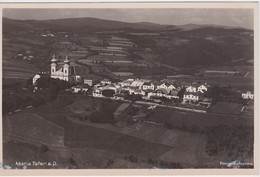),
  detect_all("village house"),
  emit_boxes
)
[242,91,254,99]
[118,78,134,87]
[32,74,41,86]
[156,83,177,93]
[121,85,131,92]
[129,87,145,96]
[168,90,179,99]
[156,83,168,90]
[197,84,208,93]
[71,86,81,93]
[100,79,112,85]
[102,84,118,93]
[183,91,202,102]
[93,83,119,97]
[186,83,208,93]
[198,97,213,107]
[147,88,168,99]
[142,82,155,90]
[84,79,93,86]
[185,85,198,93]
[113,83,121,89]
[94,83,102,89]
[32,73,49,86]
[130,79,145,89]
[92,86,104,97]
[71,85,88,93]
